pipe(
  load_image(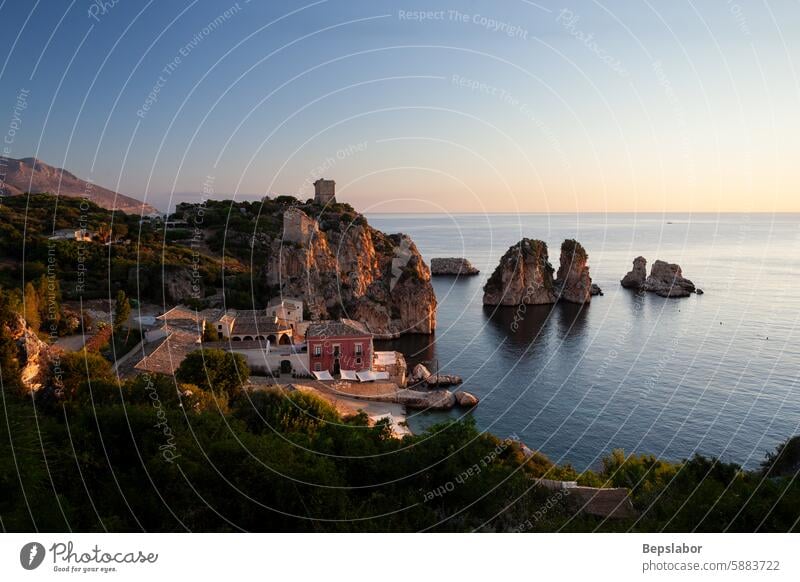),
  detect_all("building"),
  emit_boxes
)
[313,178,335,205]
[267,297,303,324]
[209,309,294,344]
[282,208,318,244]
[135,305,297,376]
[48,228,93,242]
[373,351,408,387]
[306,319,373,374]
